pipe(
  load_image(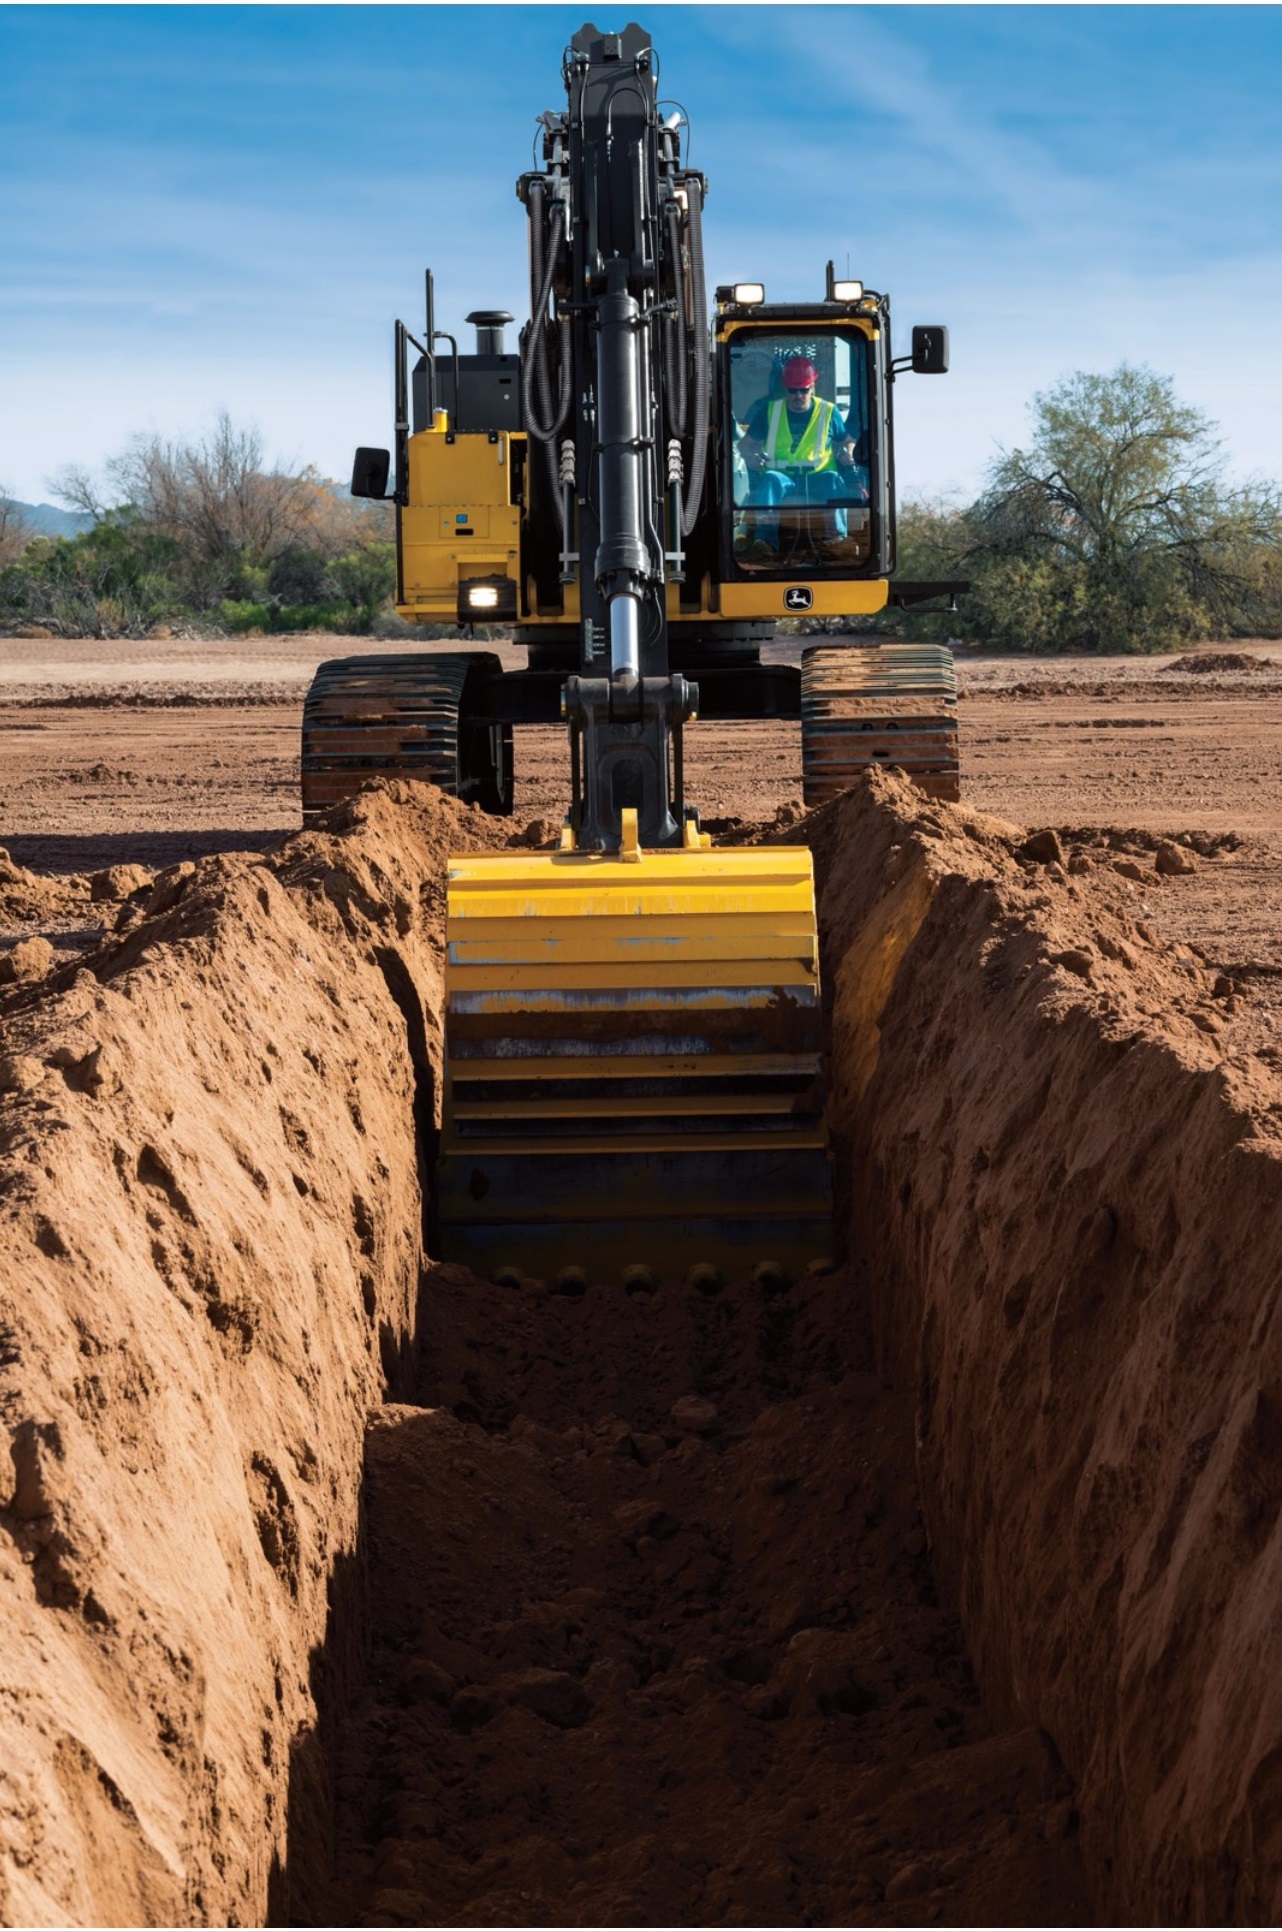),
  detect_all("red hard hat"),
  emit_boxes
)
[782,356,817,387]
